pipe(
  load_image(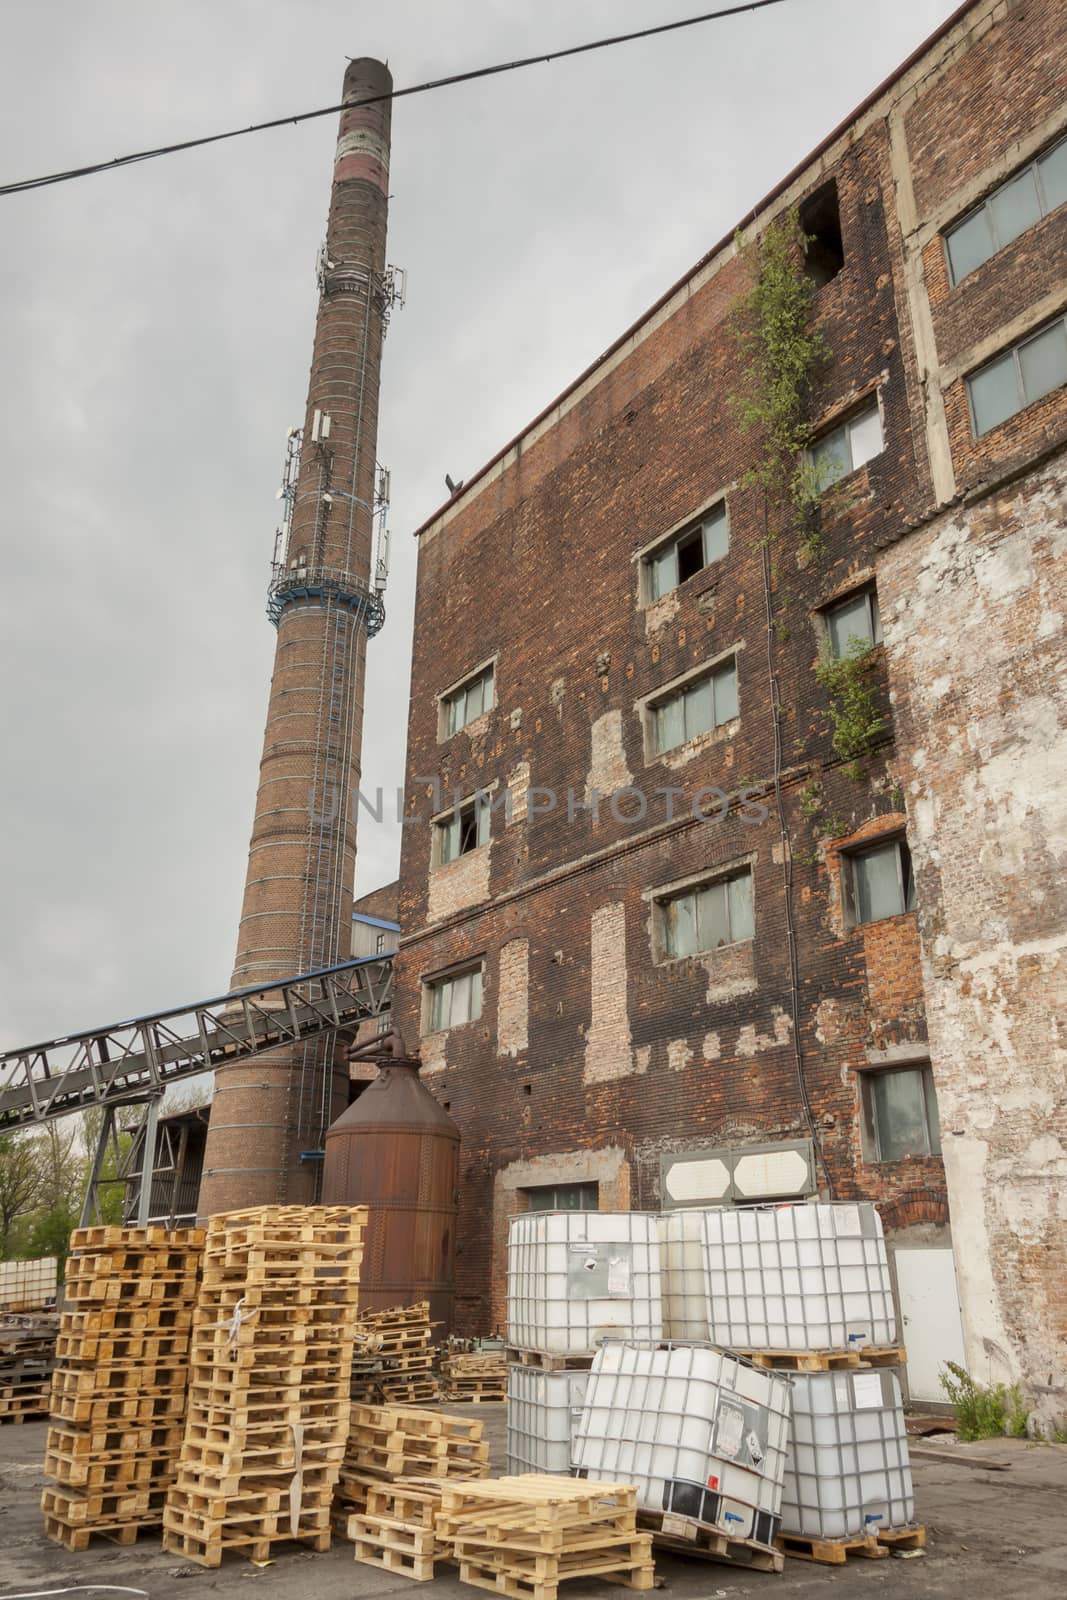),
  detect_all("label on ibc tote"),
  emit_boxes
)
[851,1371,886,1409]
